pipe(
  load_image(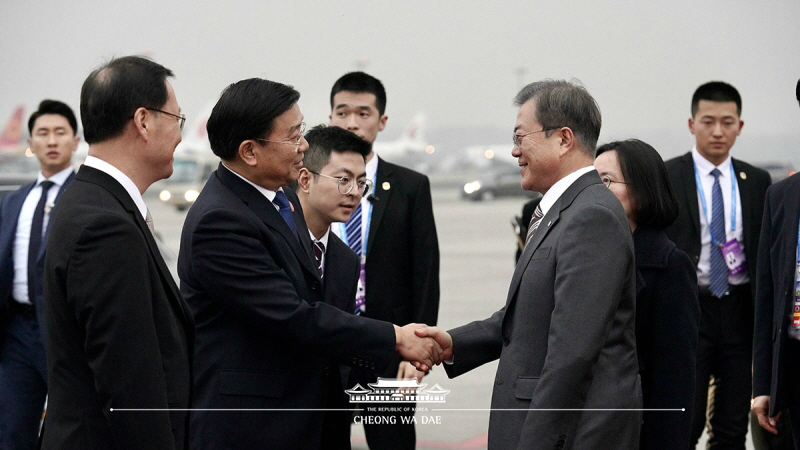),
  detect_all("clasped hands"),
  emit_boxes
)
[393,324,453,373]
